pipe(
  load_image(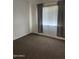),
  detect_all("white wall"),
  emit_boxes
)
[13,0,30,40]
[28,2,39,33]
[31,3,38,32]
